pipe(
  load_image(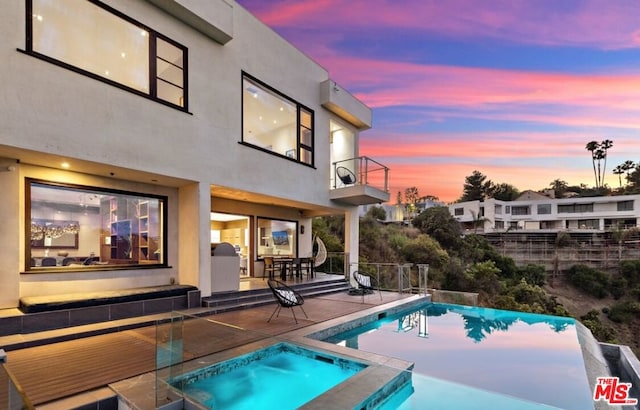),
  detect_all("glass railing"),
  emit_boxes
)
[0,359,35,410]
[332,156,389,192]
